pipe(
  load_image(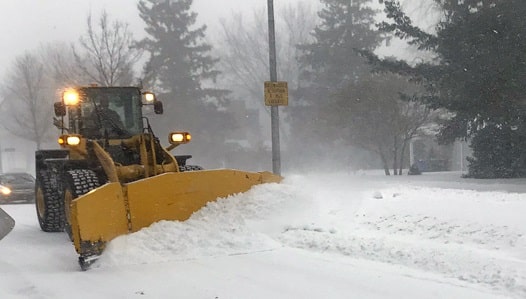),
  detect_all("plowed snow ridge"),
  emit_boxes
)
[98,174,526,298]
